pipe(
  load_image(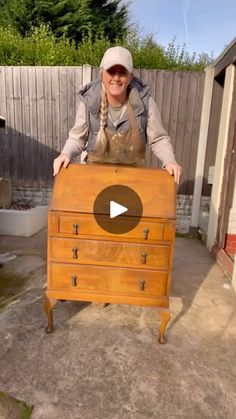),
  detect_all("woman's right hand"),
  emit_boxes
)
[53,153,71,176]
